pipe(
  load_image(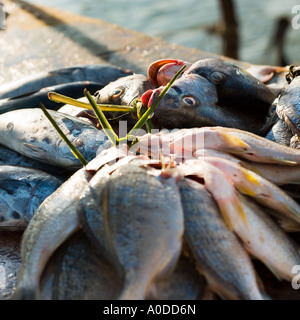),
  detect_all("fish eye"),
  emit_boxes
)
[182,96,197,107]
[209,72,225,85]
[111,87,125,98]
